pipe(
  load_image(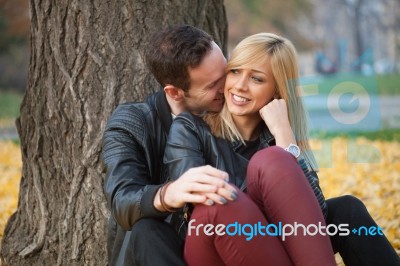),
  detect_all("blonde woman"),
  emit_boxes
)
[164,33,334,266]
[164,32,400,266]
